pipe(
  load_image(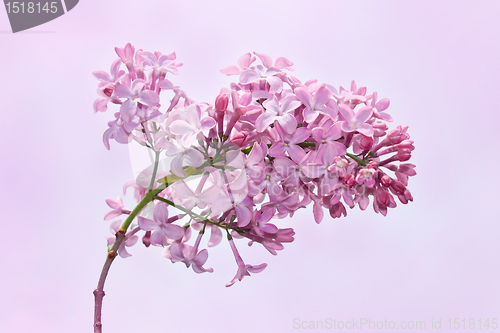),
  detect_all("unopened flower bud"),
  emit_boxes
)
[367,161,379,169]
[215,94,229,112]
[231,131,249,147]
[376,189,392,207]
[387,125,410,145]
[372,121,388,135]
[342,174,356,188]
[397,148,412,161]
[329,202,347,219]
[380,175,392,187]
[390,180,406,195]
[103,85,114,97]
[359,135,374,150]
[142,231,151,247]
[234,106,247,116]
[396,140,415,150]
